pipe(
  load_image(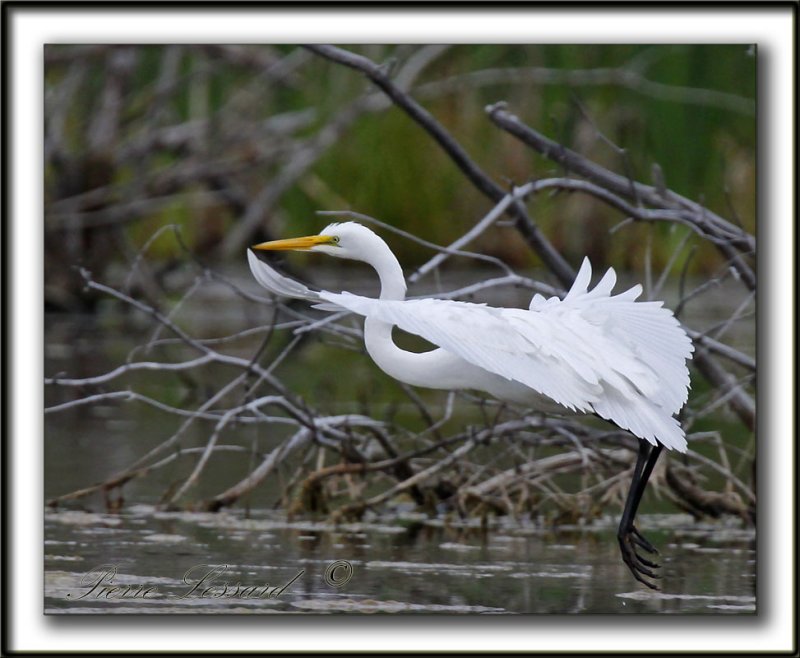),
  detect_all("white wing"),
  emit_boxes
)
[556,258,694,415]
[248,252,693,451]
